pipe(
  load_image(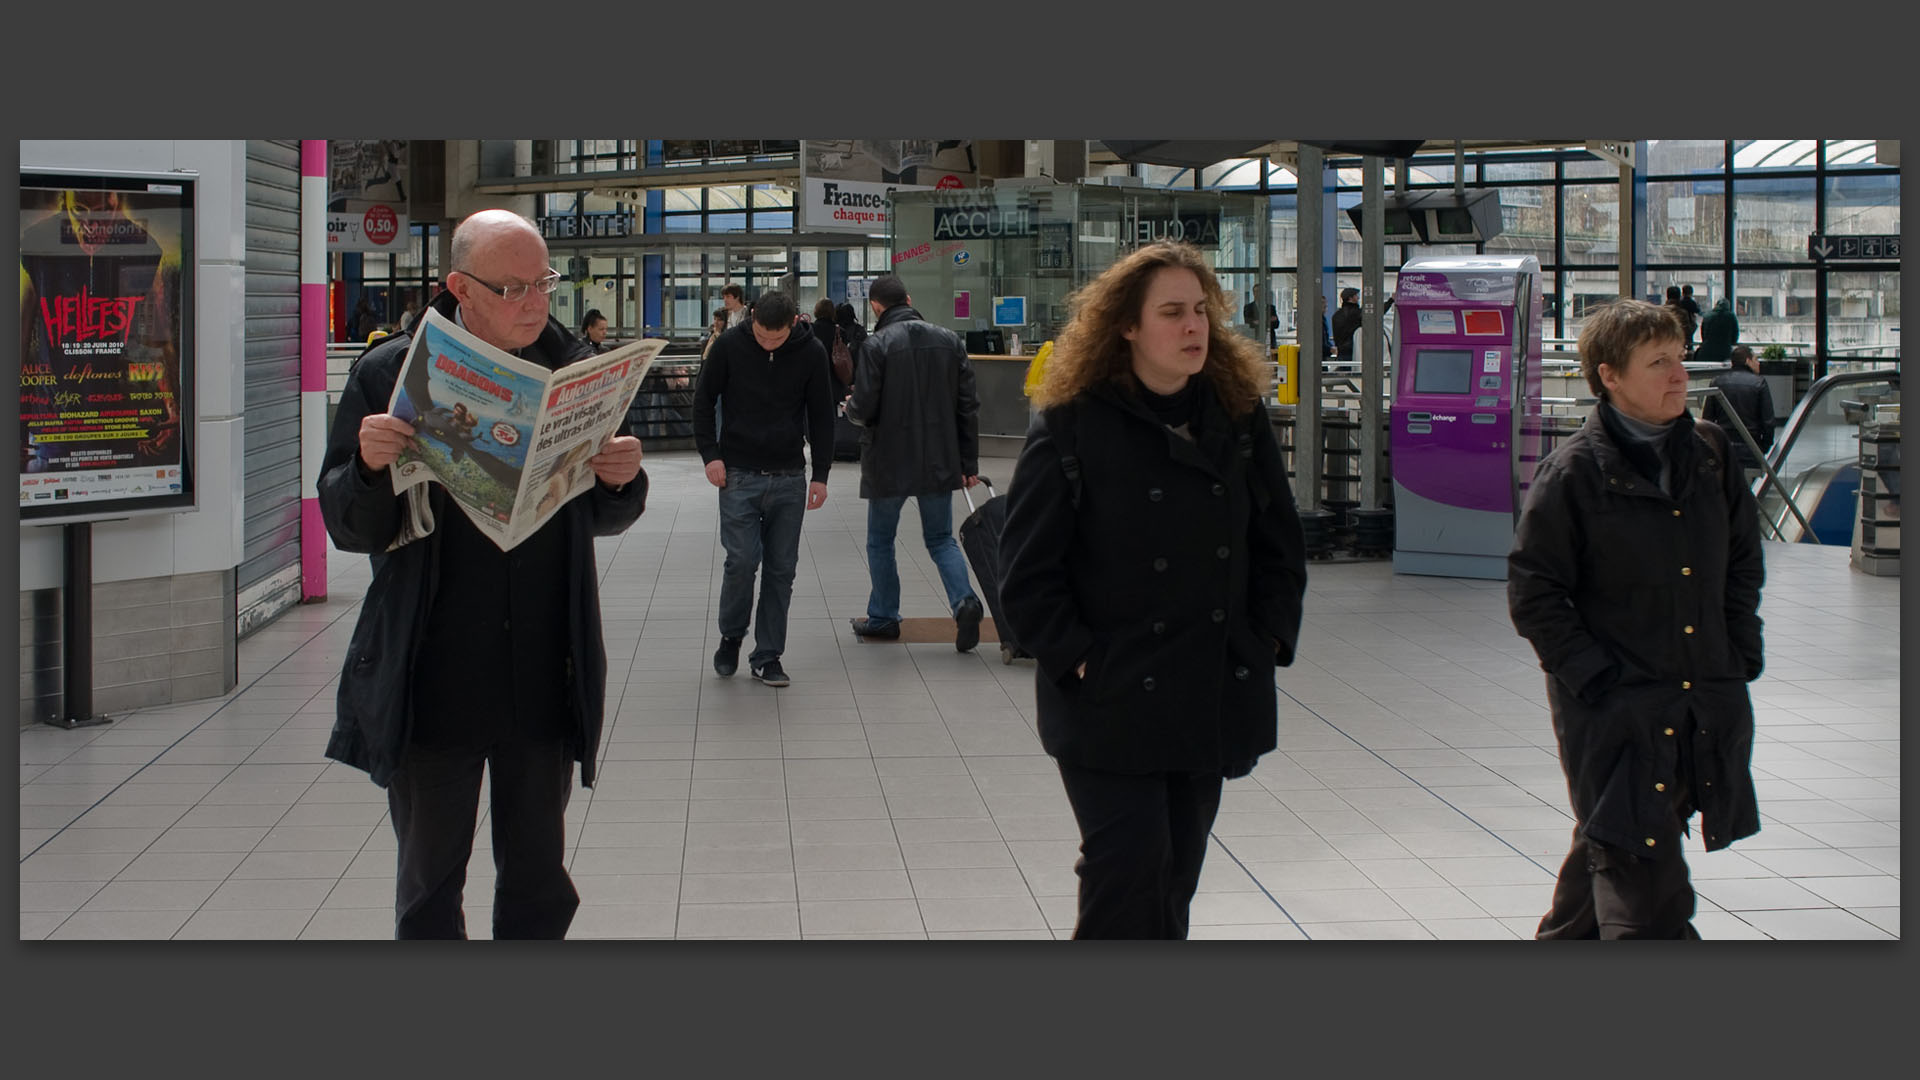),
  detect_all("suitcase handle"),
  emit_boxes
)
[961,476,997,512]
